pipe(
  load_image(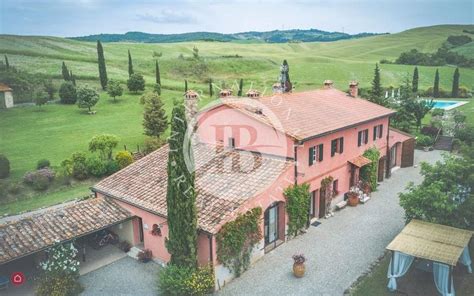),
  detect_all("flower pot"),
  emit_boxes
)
[348,194,359,207]
[423,146,430,152]
[293,262,305,278]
